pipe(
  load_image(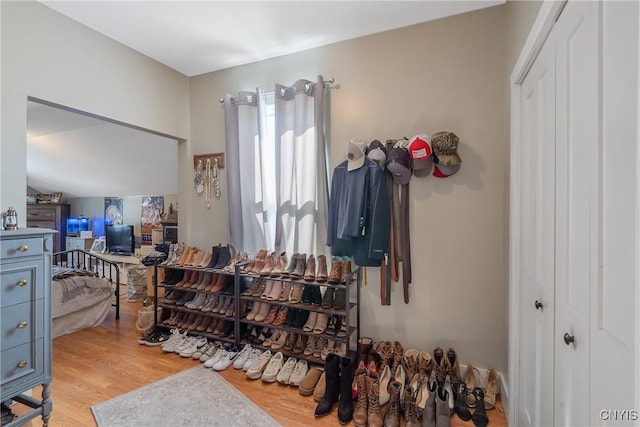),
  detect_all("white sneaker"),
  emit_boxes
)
[204,346,230,368]
[288,359,309,386]
[174,336,197,354]
[242,348,264,372]
[179,336,208,358]
[199,341,222,362]
[246,350,272,379]
[212,346,240,371]
[261,351,284,383]
[161,329,187,353]
[193,341,214,360]
[276,357,298,384]
[232,344,254,369]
